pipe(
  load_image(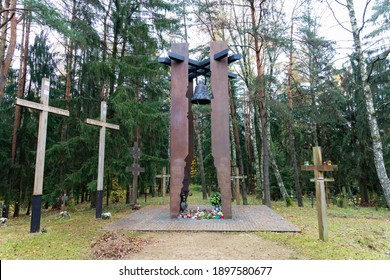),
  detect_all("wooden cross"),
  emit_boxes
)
[85,101,119,218]
[301,146,338,241]
[156,166,170,204]
[231,167,247,205]
[126,142,144,205]
[15,78,69,233]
